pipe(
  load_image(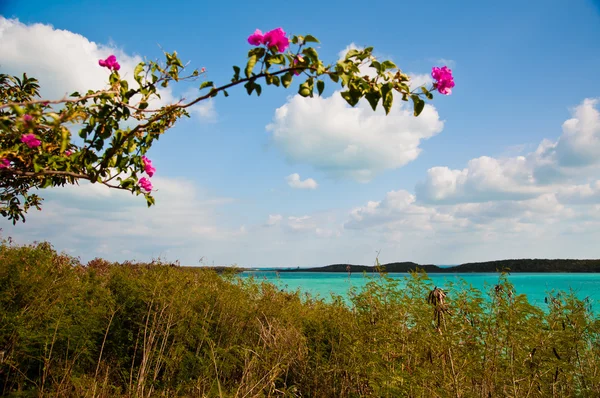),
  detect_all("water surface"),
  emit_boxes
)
[242,271,600,308]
